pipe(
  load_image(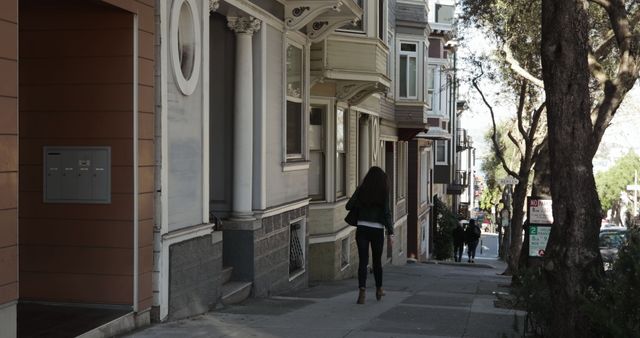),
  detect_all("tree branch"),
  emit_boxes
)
[531,136,548,165]
[515,82,530,143]
[527,102,546,143]
[593,9,640,59]
[588,52,610,86]
[502,40,545,89]
[591,0,640,155]
[472,70,520,179]
[507,130,525,158]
